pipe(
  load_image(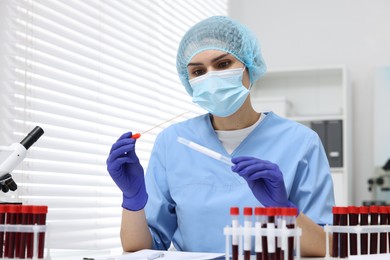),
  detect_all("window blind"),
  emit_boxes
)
[3,0,227,254]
